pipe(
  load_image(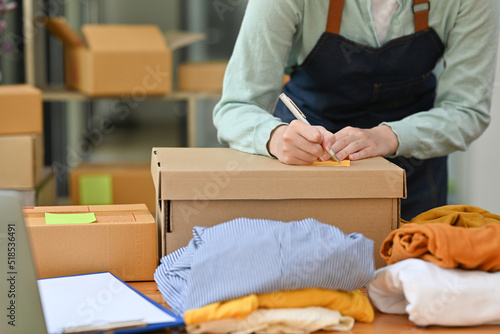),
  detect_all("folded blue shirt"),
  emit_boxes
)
[155,218,375,315]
